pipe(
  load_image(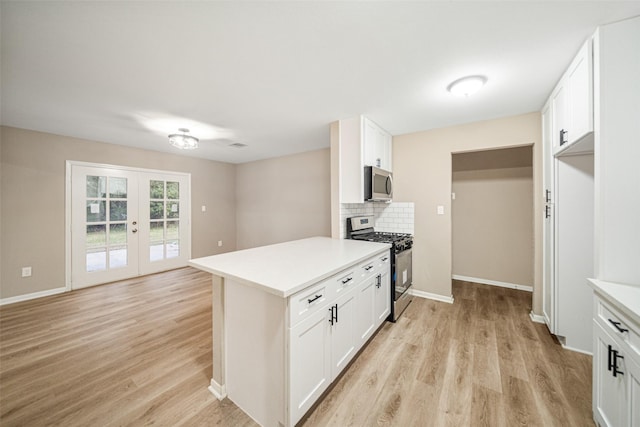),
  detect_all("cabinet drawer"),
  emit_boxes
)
[376,252,391,274]
[359,258,377,280]
[334,270,358,296]
[596,296,640,363]
[289,279,335,327]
